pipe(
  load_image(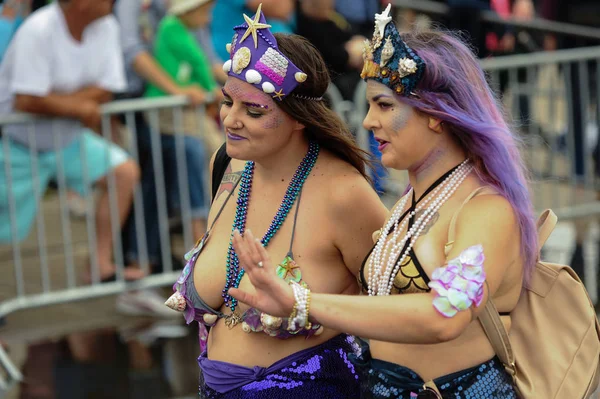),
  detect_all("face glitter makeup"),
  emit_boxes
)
[224,80,275,106]
[243,102,269,109]
[390,103,412,134]
[261,110,285,130]
[366,82,413,135]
